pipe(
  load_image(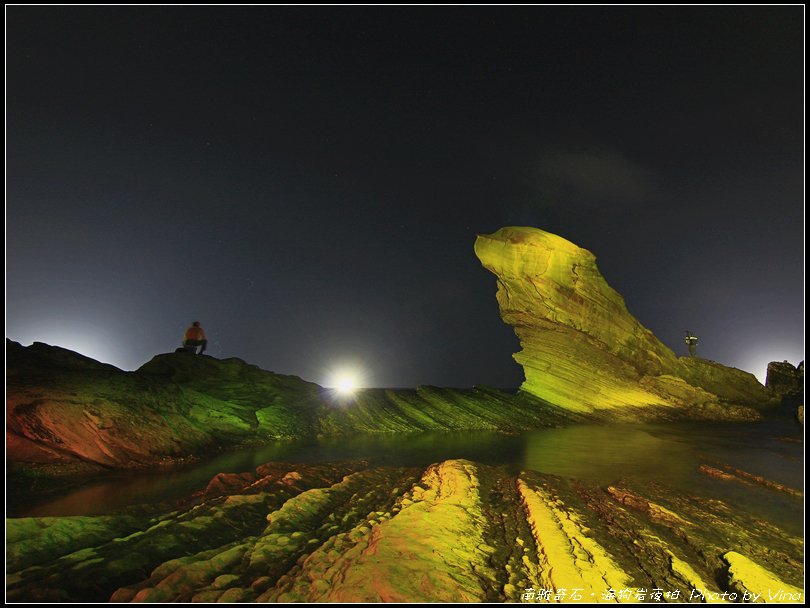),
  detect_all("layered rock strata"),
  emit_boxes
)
[474,227,773,415]
[6,459,803,602]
